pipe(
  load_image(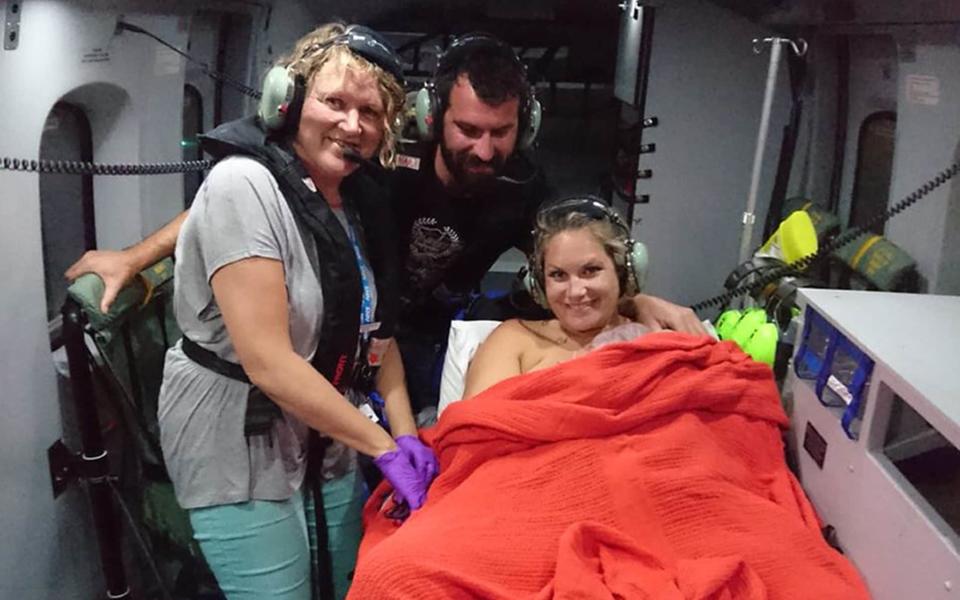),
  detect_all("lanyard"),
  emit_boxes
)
[342,218,375,329]
[343,217,387,399]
